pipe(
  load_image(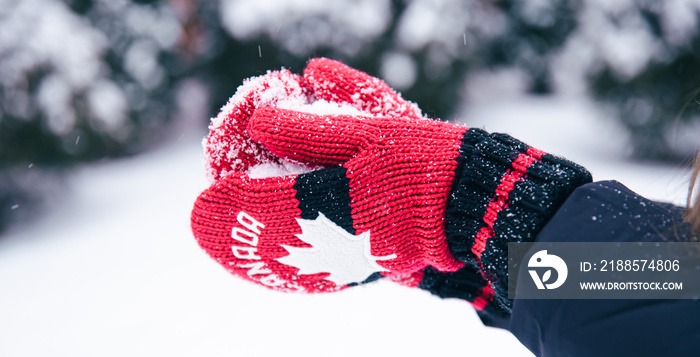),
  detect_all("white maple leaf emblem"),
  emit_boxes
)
[276,212,396,287]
